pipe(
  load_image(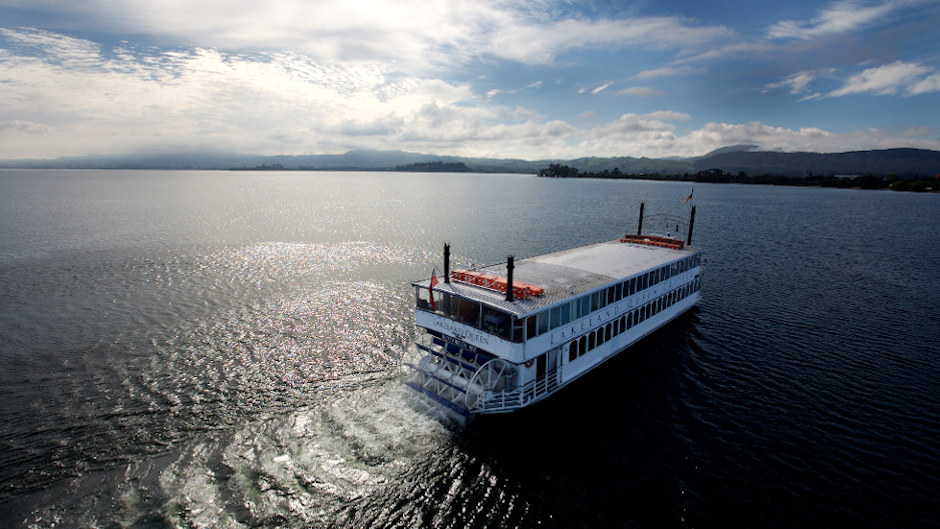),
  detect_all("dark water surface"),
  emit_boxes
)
[0,170,937,528]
